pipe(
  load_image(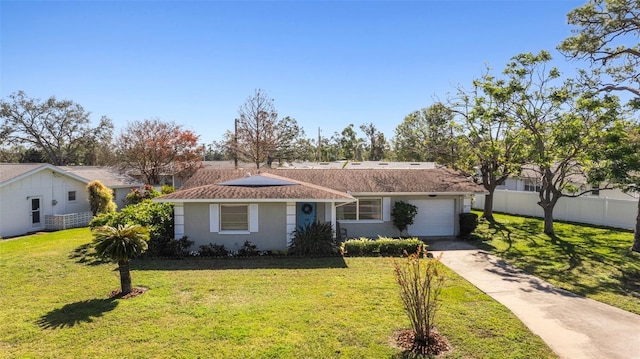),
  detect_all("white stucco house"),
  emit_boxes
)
[0,163,142,238]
